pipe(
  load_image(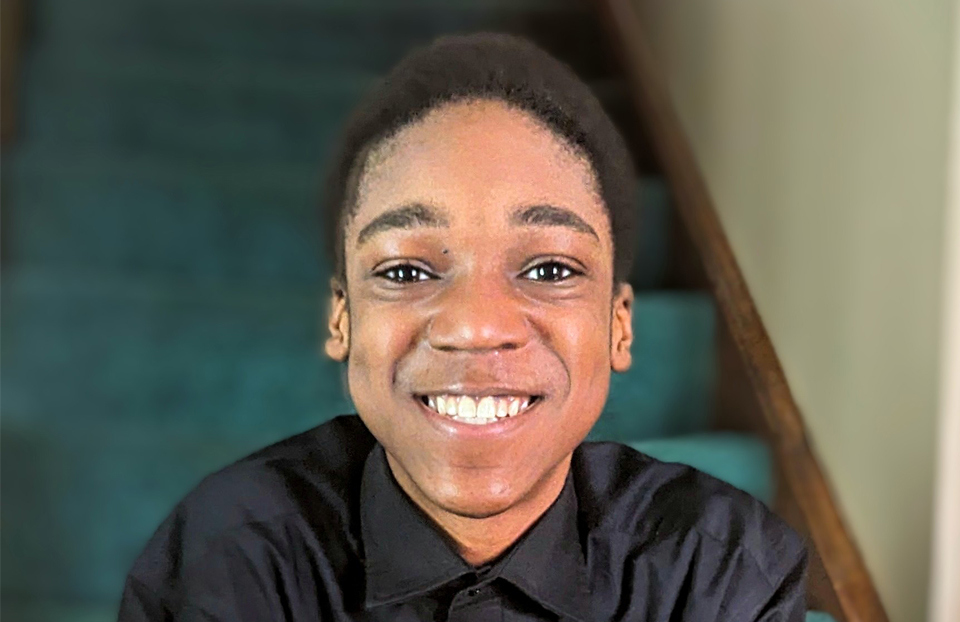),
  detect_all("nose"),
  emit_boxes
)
[427,269,531,353]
